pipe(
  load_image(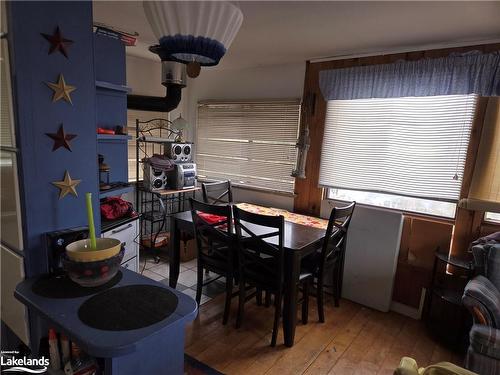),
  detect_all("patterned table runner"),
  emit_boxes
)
[236,203,328,230]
